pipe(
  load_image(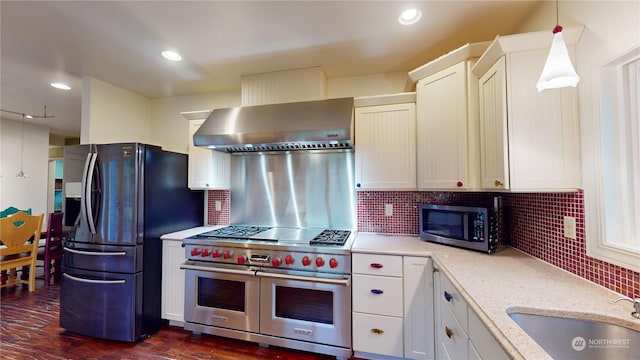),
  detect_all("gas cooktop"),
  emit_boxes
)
[192,225,352,246]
